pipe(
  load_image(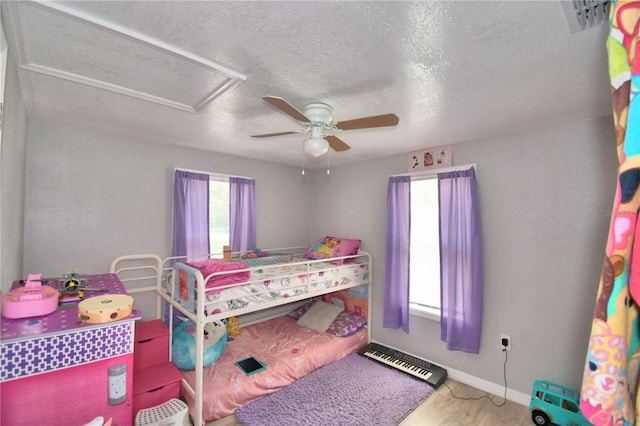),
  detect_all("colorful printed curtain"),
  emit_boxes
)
[581,2,640,424]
